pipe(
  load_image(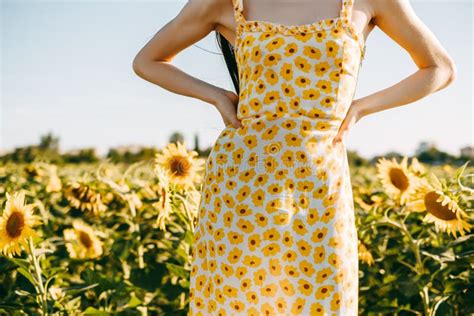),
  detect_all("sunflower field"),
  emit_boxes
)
[0,141,472,315]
